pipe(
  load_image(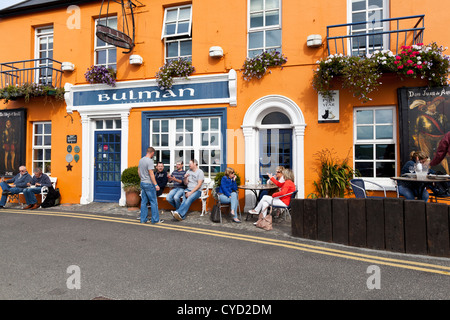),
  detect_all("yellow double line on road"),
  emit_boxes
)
[9,208,450,276]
